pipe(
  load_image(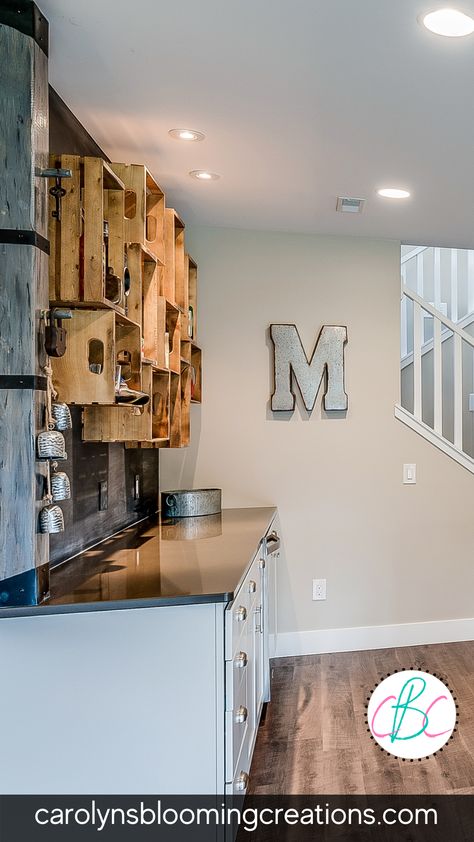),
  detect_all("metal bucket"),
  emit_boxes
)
[162,488,222,518]
[39,504,64,534]
[37,430,67,460]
